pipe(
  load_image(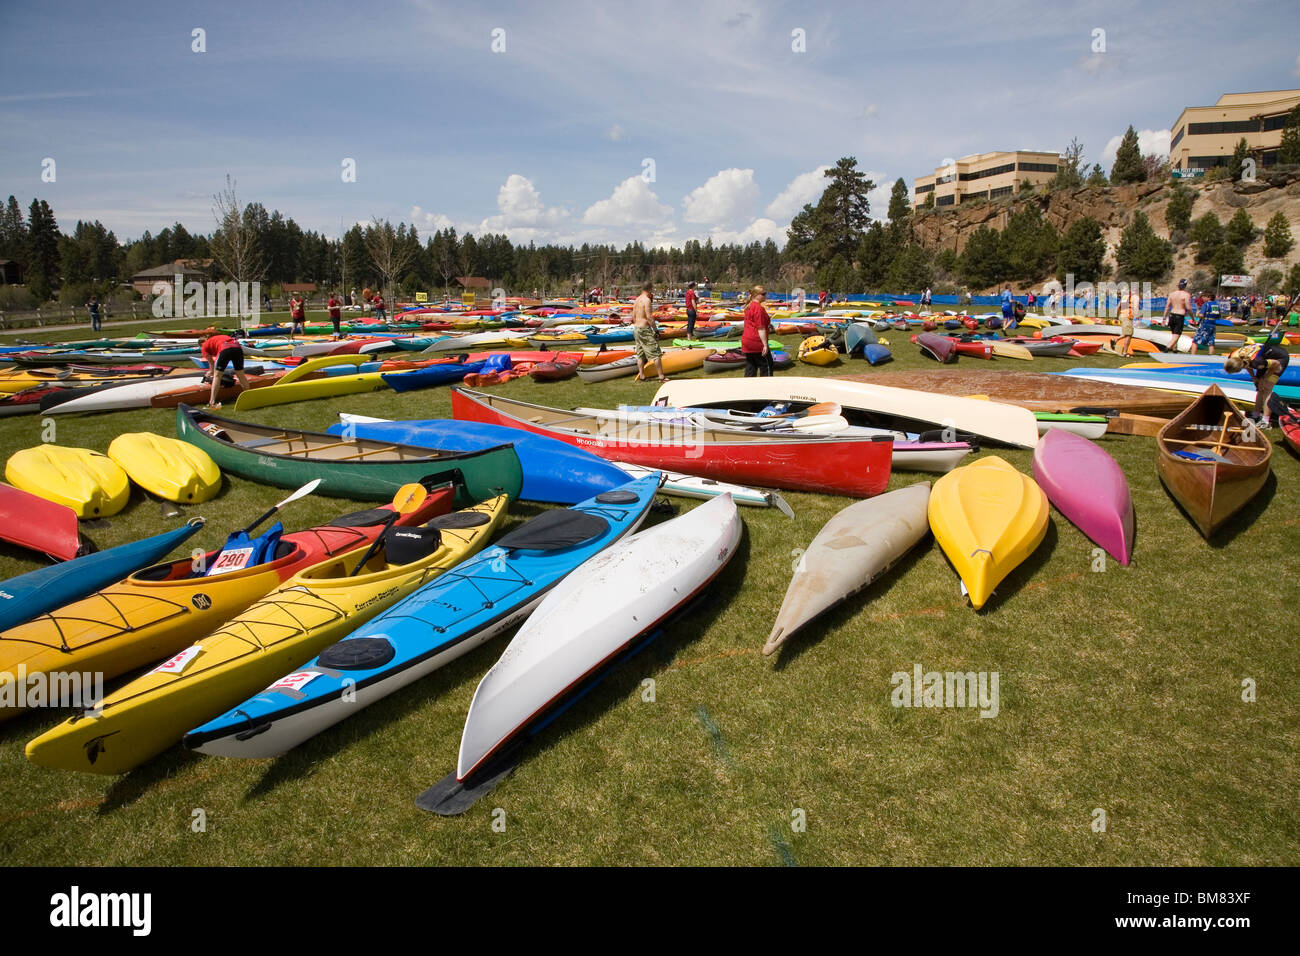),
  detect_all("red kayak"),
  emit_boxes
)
[962,317,980,331]
[1281,412,1300,456]
[0,384,67,417]
[450,387,893,498]
[0,484,86,561]
[529,358,580,382]
[944,337,994,359]
[915,333,957,363]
